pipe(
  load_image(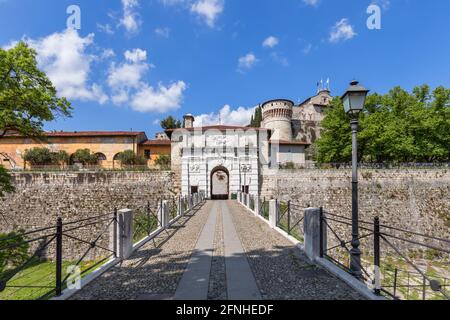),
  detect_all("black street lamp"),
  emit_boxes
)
[341,80,369,279]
